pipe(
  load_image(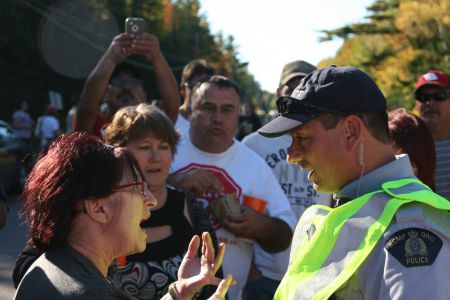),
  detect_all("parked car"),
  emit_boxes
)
[0,120,27,194]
